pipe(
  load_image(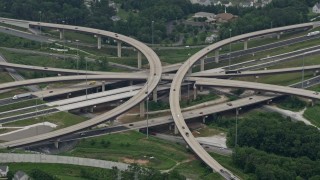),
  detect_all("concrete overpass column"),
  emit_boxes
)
[153,86,158,102]
[193,84,197,100]
[97,35,102,49]
[129,80,133,86]
[102,81,106,92]
[137,51,142,69]
[54,140,59,149]
[110,119,114,126]
[117,41,122,58]
[314,70,319,76]
[89,106,94,113]
[59,29,63,40]
[169,123,173,131]
[215,50,219,63]
[174,125,179,135]
[202,116,206,124]
[277,33,281,39]
[200,58,205,72]
[140,101,145,118]
[267,99,272,105]
[310,99,316,106]
[244,39,248,50]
